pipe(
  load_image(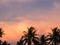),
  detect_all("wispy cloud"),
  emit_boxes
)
[0,0,32,3]
[0,0,59,22]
